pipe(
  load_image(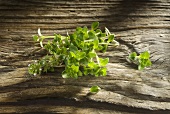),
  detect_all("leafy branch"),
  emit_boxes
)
[129,51,152,70]
[28,22,119,78]
[28,22,152,79]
